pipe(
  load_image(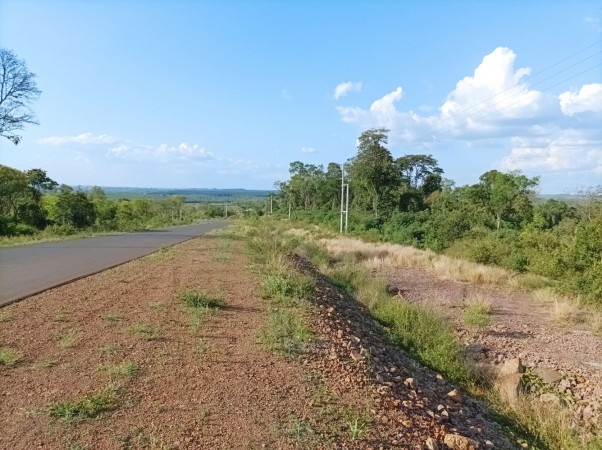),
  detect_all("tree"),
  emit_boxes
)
[0,48,41,145]
[51,185,96,229]
[347,128,397,218]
